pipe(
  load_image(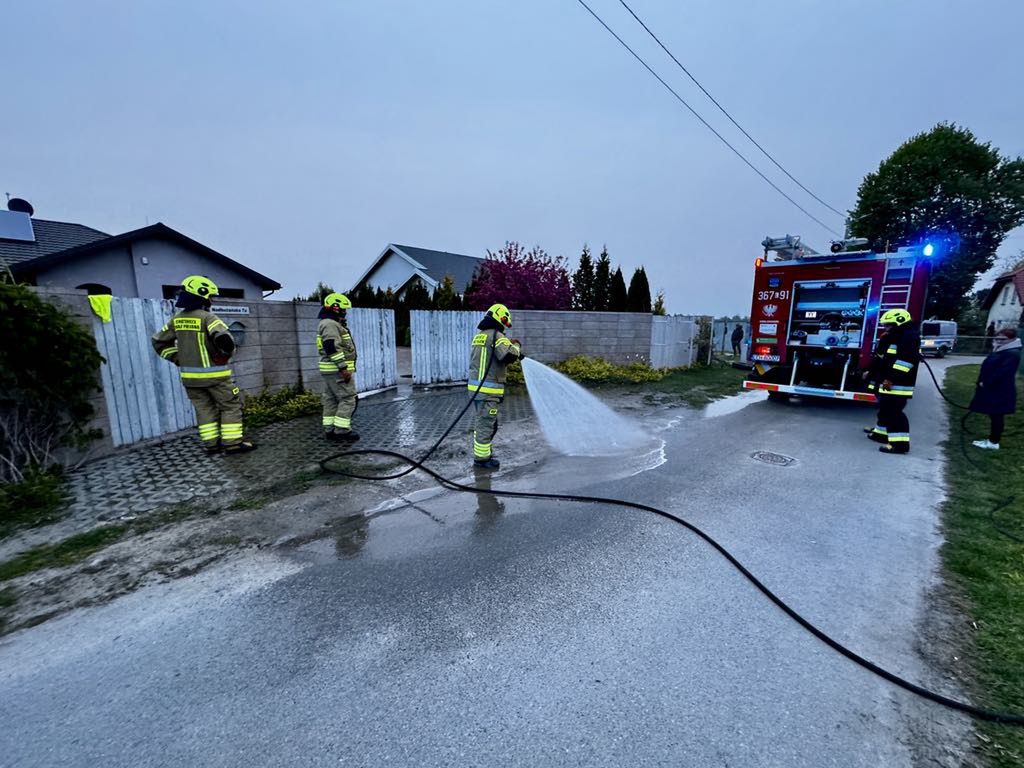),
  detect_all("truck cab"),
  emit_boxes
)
[743,237,931,403]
